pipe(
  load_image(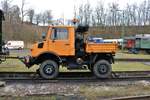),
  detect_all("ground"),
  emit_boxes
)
[0,80,150,99]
